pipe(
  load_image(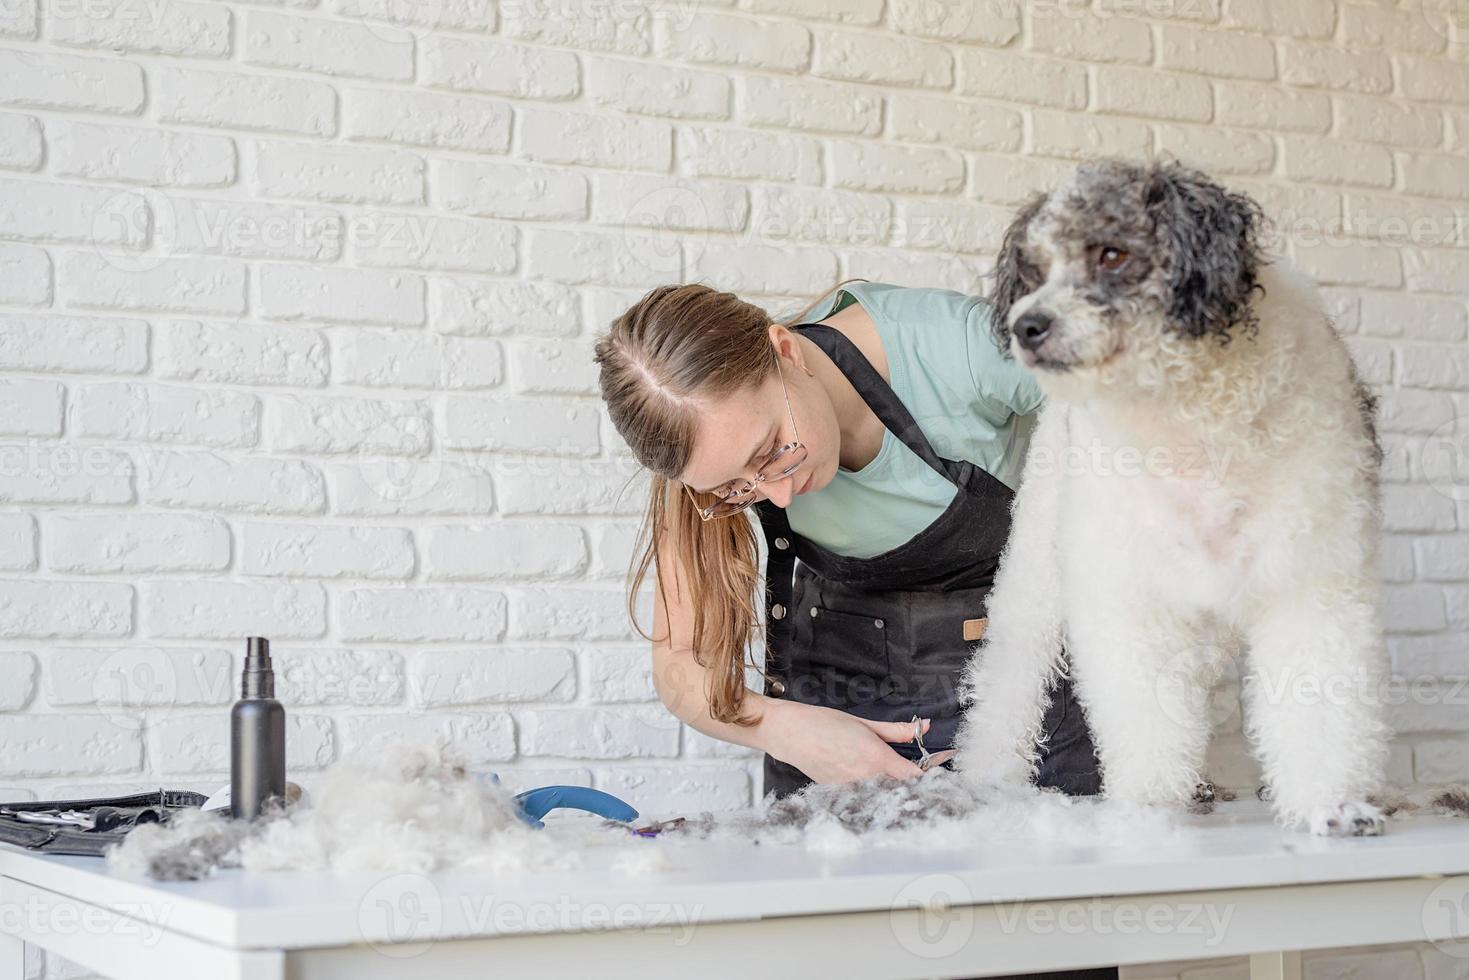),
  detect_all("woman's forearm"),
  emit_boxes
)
[650,643,785,754]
